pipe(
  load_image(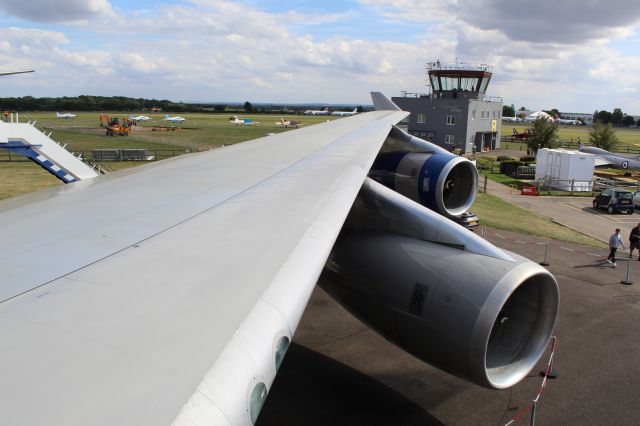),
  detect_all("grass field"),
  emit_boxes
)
[503,123,640,150]
[471,192,606,247]
[21,111,332,151]
[0,111,331,200]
